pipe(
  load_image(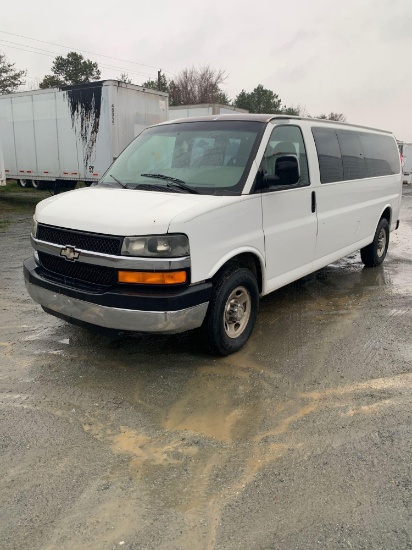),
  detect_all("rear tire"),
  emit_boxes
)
[18,179,32,188]
[202,266,259,356]
[361,218,389,267]
[31,180,46,190]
